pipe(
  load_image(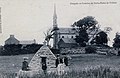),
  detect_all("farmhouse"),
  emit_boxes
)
[19,39,36,46]
[5,35,36,46]
[5,35,19,45]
